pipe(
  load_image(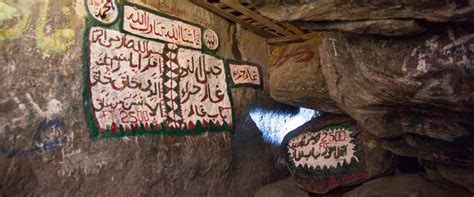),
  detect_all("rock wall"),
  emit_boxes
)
[3,0,474,196]
[270,36,343,114]
[245,0,474,36]
[0,0,286,196]
[319,25,474,166]
[261,0,474,195]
